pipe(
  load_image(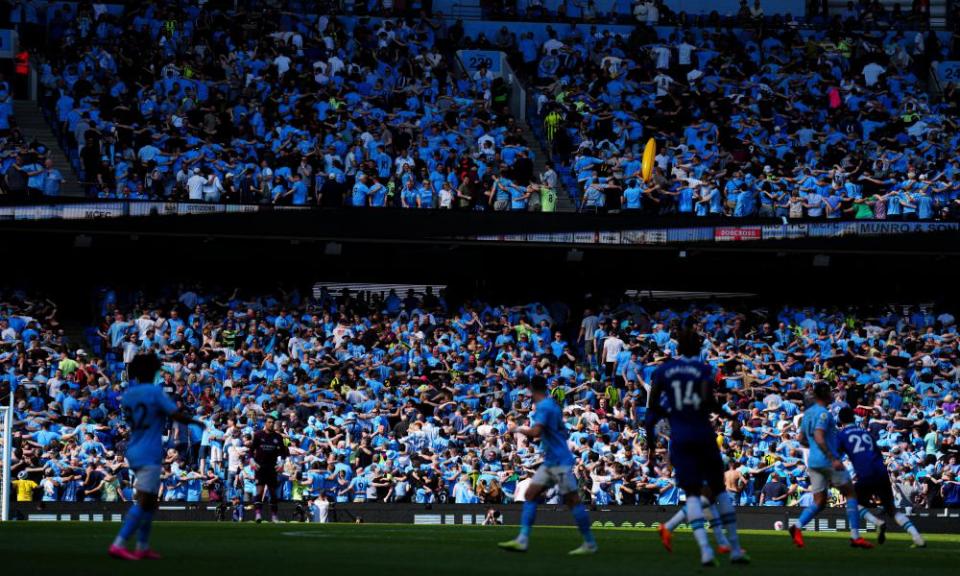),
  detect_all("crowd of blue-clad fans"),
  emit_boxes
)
[3,286,960,510]
[26,2,555,210]
[0,0,950,218]
[523,11,960,217]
